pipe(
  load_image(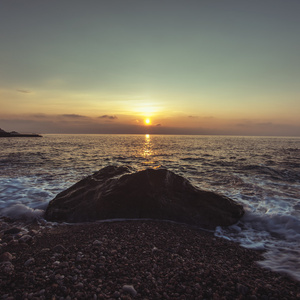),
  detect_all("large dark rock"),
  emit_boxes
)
[44,166,244,228]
